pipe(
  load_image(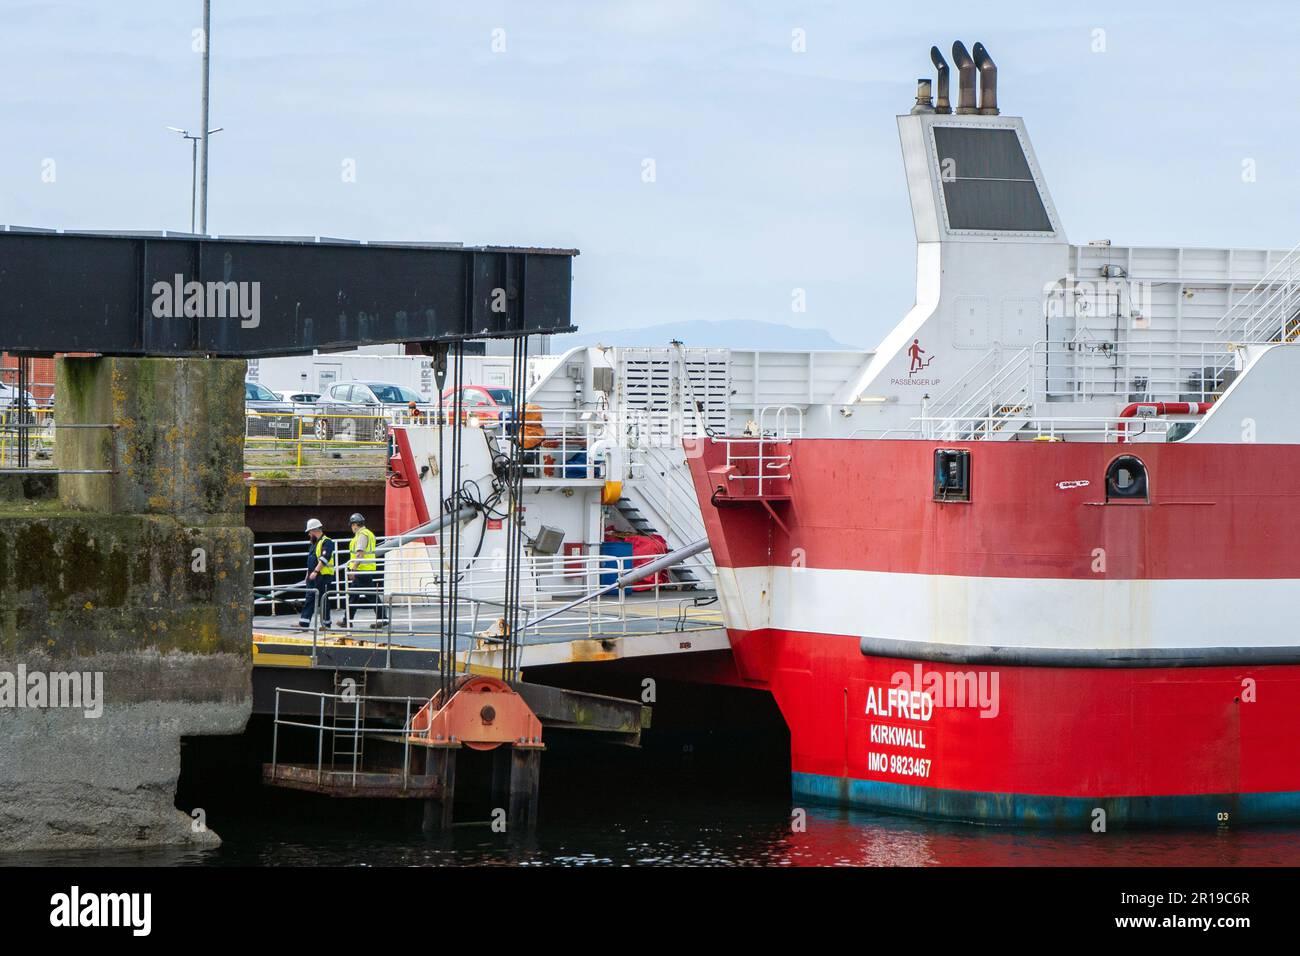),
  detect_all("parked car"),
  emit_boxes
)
[440,385,515,421]
[268,389,321,430]
[244,381,298,438]
[0,383,51,433]
[311,380,429,441]
[0,382,40,410]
